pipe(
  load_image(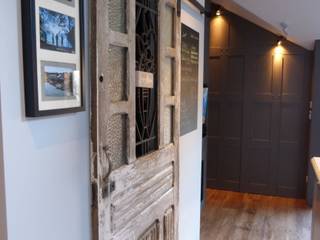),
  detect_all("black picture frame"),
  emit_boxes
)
[21,0,85,117]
